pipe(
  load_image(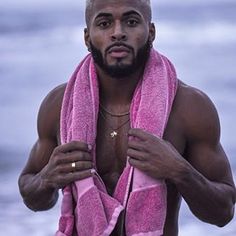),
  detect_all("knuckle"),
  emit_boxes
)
[87,161,93,169]
[142,153,149,159]
[145,140,153,150]
[70,141,80,150]
[127,148,132,156]
[78,161,92,170]
[70,140,79,147]
[78,162,86,170]
[53,146,60,155]
[141,163,148,171]
[139,142,146,151]
[76,171,91,180]
[83,152,92,161]
[79,151,87,159]
[53,153,63,165]
[57,165,66,173]
[72,161,81,170]
[71,140,86,150]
